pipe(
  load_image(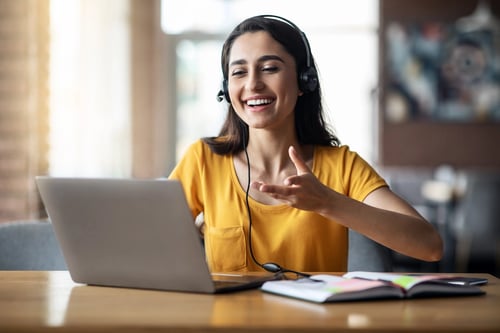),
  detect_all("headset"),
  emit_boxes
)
[217,15,318,103]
